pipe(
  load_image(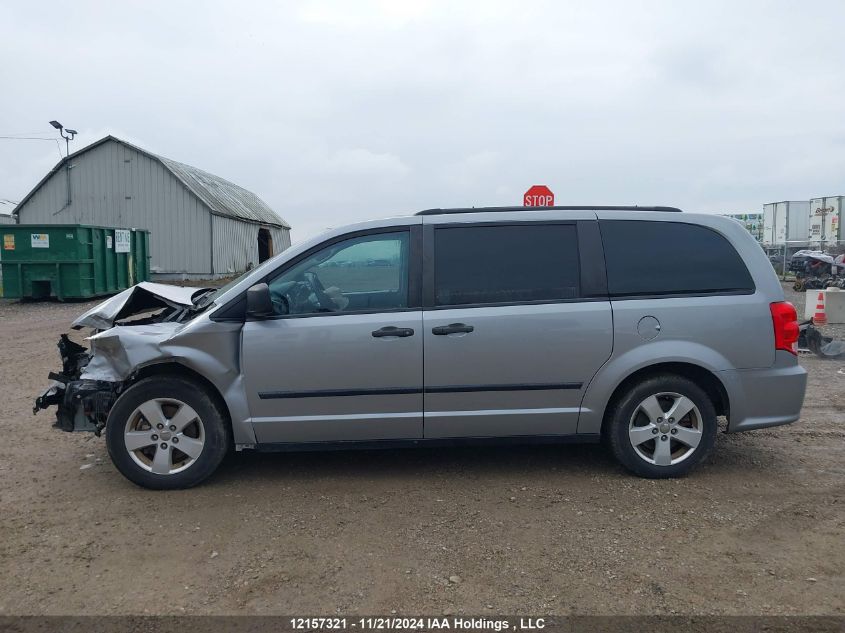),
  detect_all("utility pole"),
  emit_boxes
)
[49,121,77,208]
